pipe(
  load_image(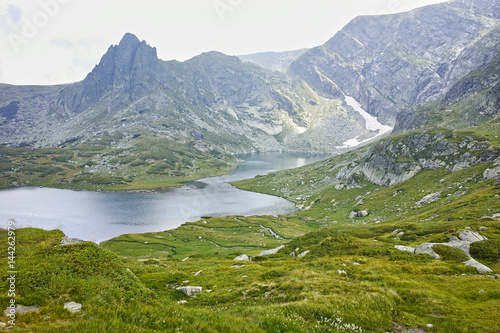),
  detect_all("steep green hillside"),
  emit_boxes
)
[234,125,499,225]
[0,228,155,331]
